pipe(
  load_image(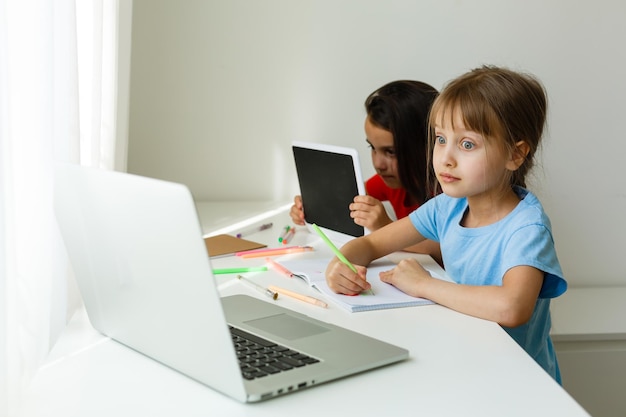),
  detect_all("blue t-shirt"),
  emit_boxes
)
[409,187,567,382]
